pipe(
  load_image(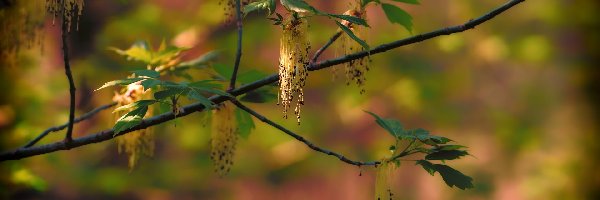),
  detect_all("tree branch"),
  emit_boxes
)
[228,0,243,91]
[230,99,379,166]
[310,31,342,64]
[22,103,117,148]
[61,1,77,144]
[0,0,525,162]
